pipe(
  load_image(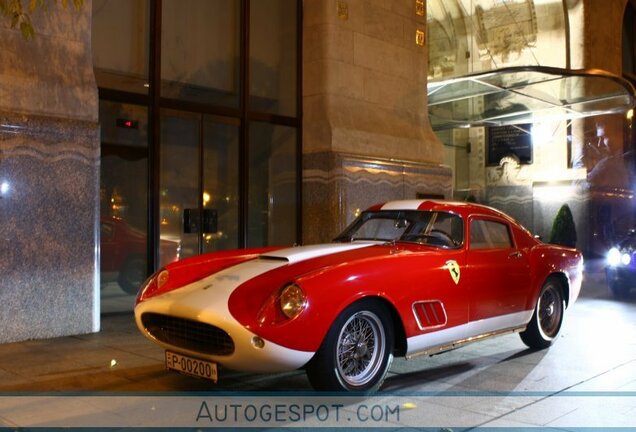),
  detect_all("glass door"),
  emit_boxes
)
[159,109,239,266]
[99,101,149,312]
